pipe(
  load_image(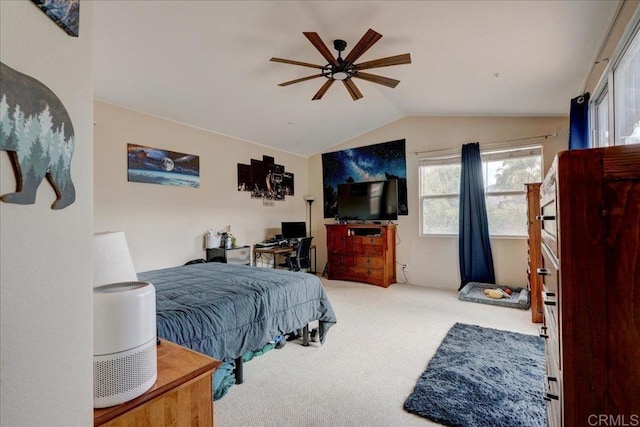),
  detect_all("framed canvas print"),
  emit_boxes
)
[127,144,200,188]
[32,0,80,37]
[321,139,408,218]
